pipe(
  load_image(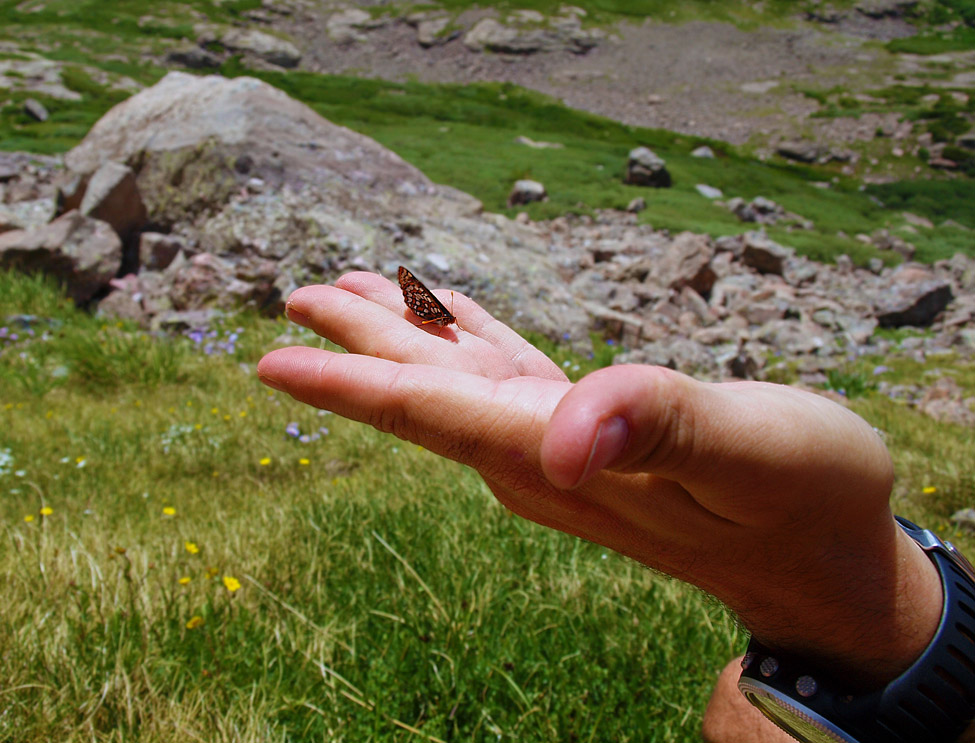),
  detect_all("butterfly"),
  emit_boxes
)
[397,266,457,330]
